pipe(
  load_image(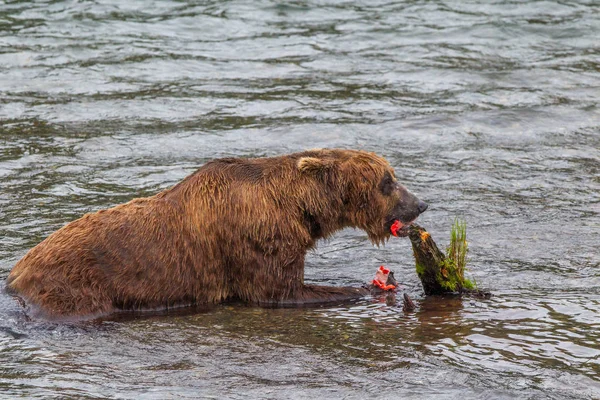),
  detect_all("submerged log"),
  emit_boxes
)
[408,224,491,298]
[402,293,416,312]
